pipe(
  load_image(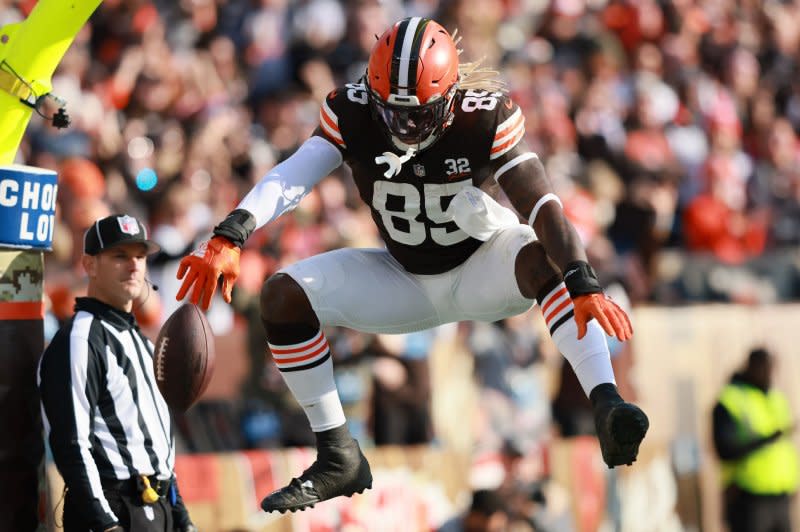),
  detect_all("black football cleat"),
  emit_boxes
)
[595,402,649,468]
[261,438,373,513]
[590,383,649,468]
